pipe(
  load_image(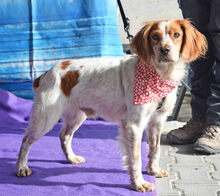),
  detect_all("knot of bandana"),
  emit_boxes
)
[134,61,177,105]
